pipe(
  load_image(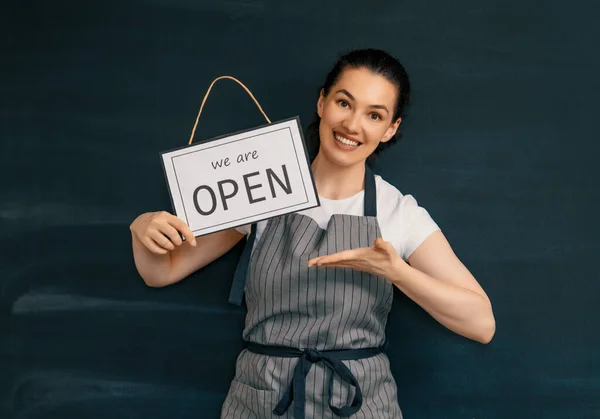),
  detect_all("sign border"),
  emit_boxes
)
[159,115,320,237]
